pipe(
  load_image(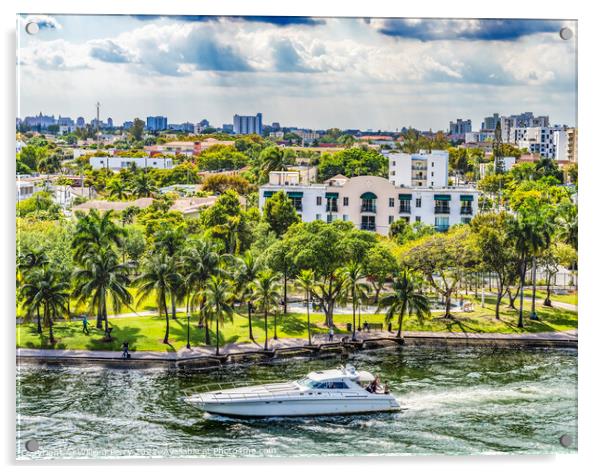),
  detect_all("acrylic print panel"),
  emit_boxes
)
[16,14,578,460]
